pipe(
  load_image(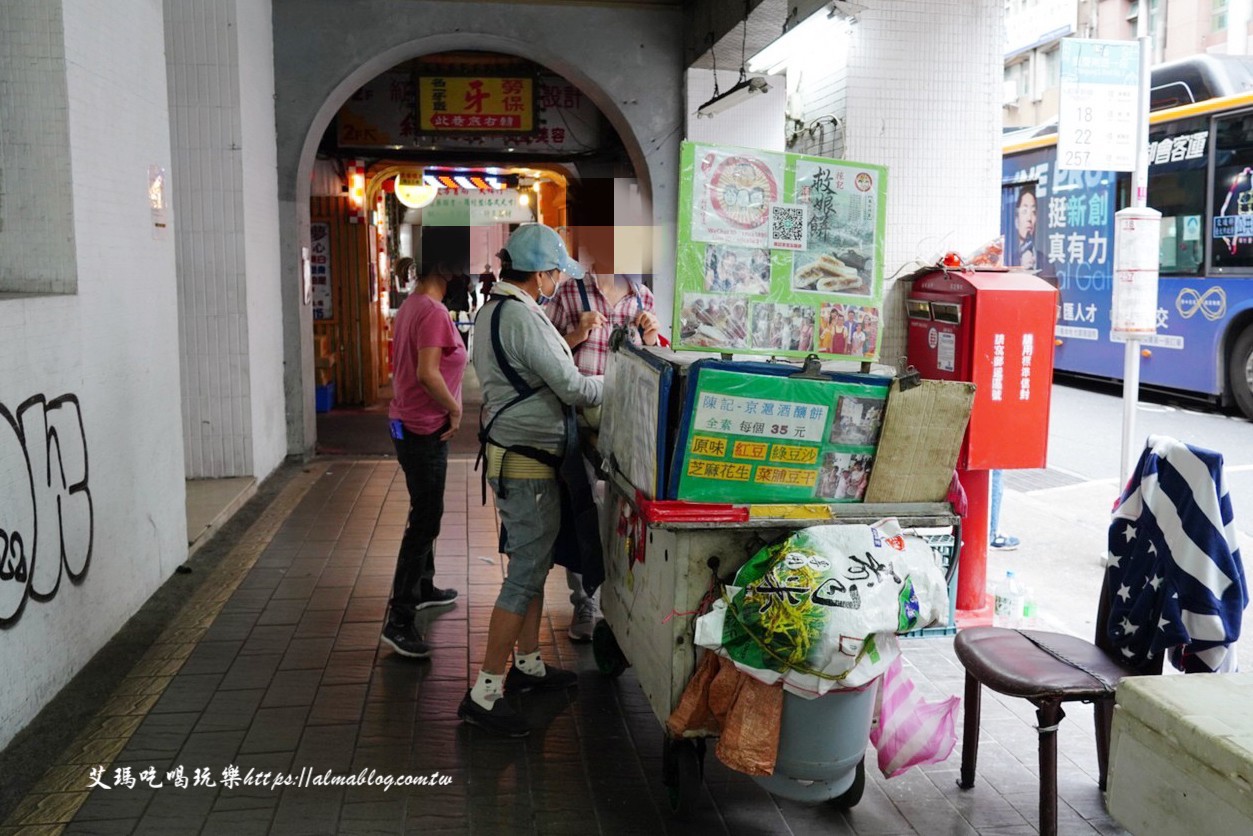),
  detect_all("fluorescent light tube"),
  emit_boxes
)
[696,76,770,118]
[747,5,847,75]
